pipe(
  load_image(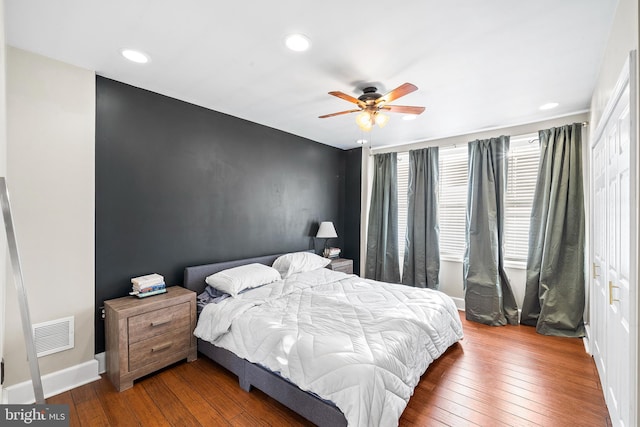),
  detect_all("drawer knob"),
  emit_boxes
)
[151,318,171,327]
[151,342,172,352]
